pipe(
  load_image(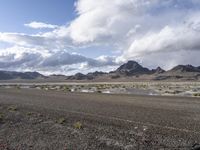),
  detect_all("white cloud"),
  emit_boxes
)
[68,0,149,44]
[24,21,58,29]
[117,15,200,63]
[0,46,118,75]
